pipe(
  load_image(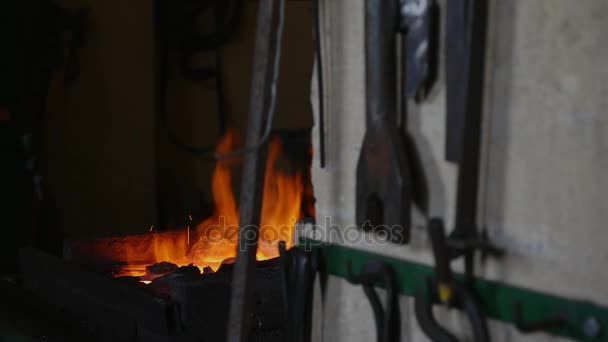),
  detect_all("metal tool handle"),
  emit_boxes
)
[415,278,490,342]
[415,281,460,342]
[227,1,285,340]
[357,0,411,244]
[399,0,439,101]
[428,218,453,288]
[347,261,401,342]
[365,0,398,126]
[458,284,491,342]
[280,245,319,342]
[417,218,491,342]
